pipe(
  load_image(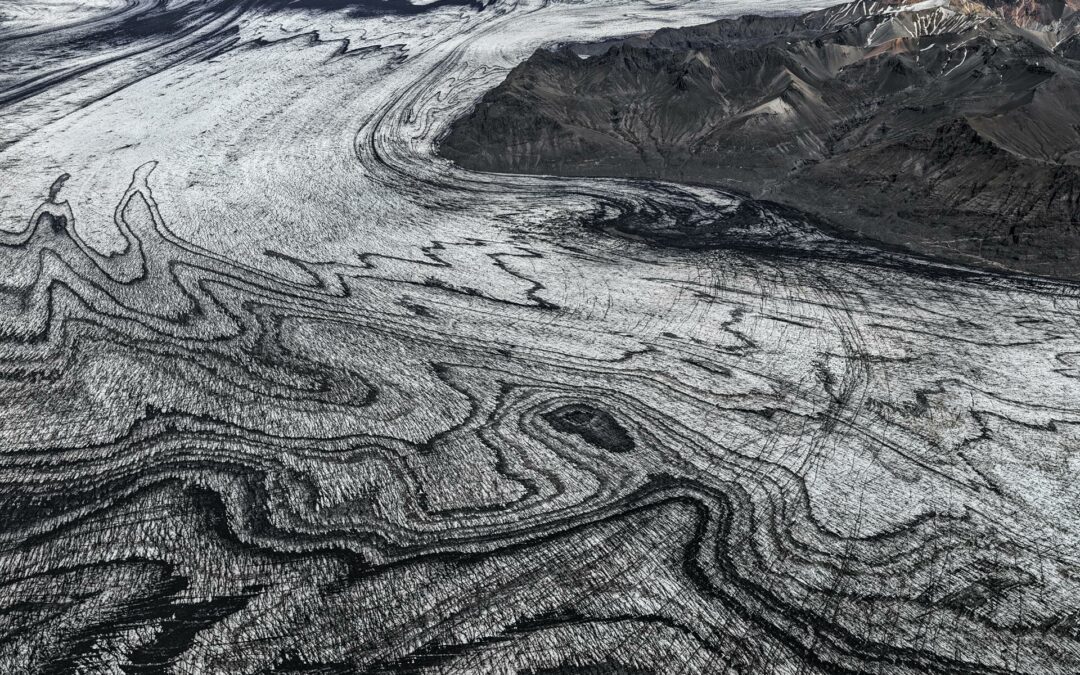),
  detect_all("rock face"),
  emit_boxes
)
[441,0,1080,277]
